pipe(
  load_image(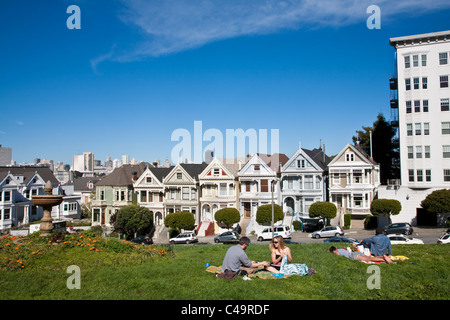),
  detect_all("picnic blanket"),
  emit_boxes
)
[206,265,291,279]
